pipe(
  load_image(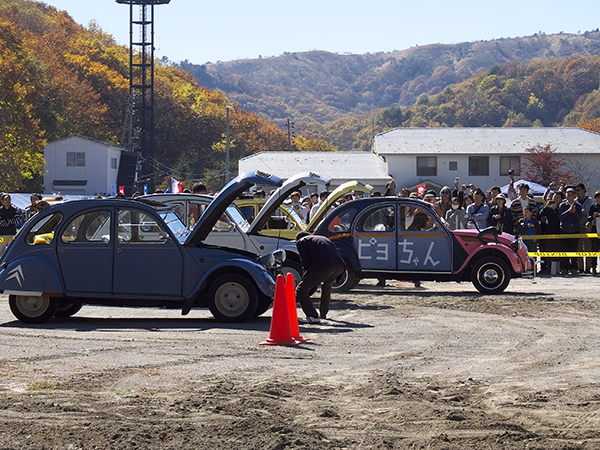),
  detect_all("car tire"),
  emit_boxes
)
[9,295,59,324]
[279,261,302,288]
[331,260,357,293]
[471,256,511,294]
[254,298,272,317]
[207,274,258,322]
[54,301,83,318]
